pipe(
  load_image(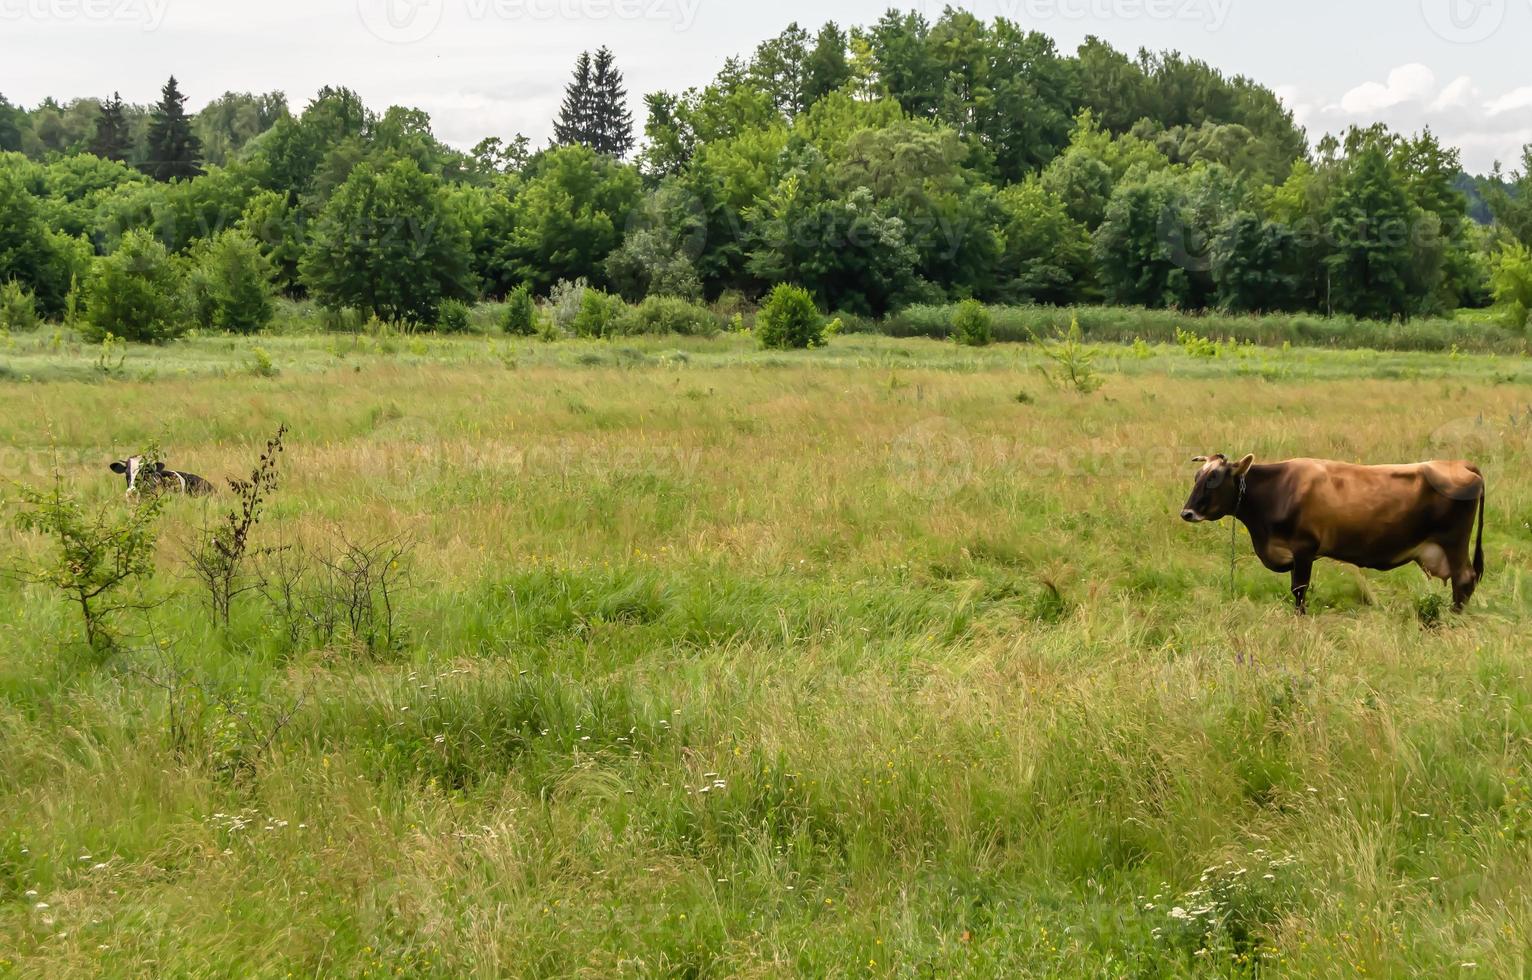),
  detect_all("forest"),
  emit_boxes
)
[3,8,1532,340]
